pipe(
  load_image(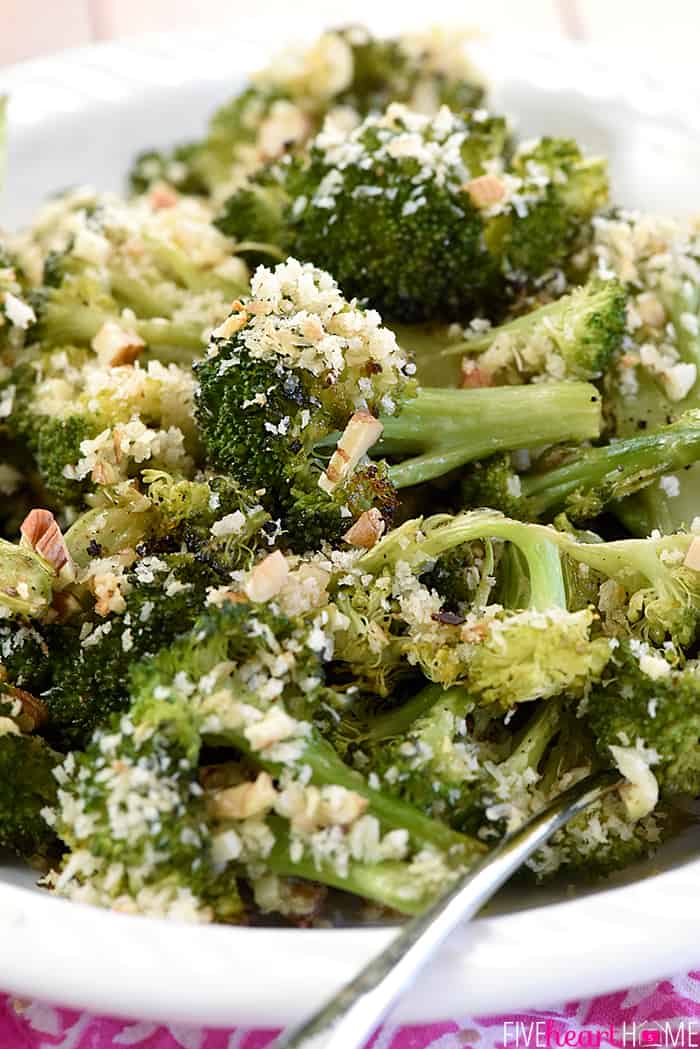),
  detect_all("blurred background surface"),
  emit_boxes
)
[0,0,698,67]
